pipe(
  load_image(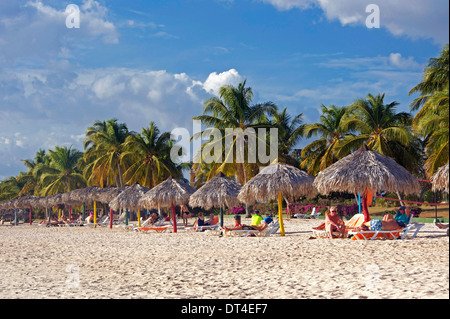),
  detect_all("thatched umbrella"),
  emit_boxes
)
[139,177,195,233]
[14,195,39,225]
[313,145,420,222]
[238,163,318,236]
[431,163,449,193]
[109,183,149,227]
[92,186,126,228]
[189,172,242,227]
